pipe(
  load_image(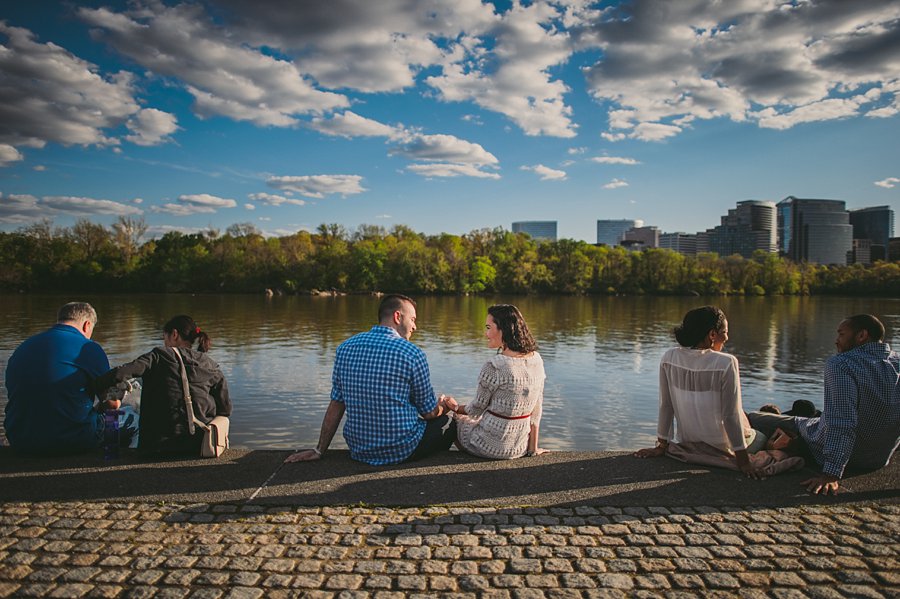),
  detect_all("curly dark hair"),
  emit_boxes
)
[487,304,538,353]
[674,305,727,348]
